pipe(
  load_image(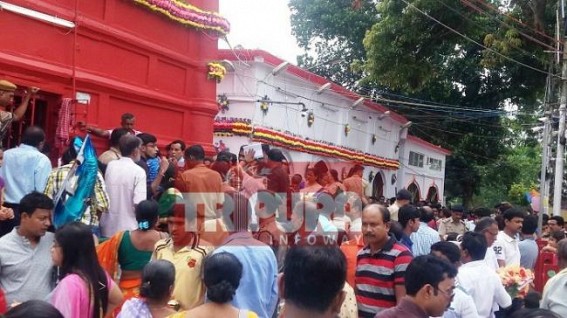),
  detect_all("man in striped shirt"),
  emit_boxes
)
[355,204,413,318]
